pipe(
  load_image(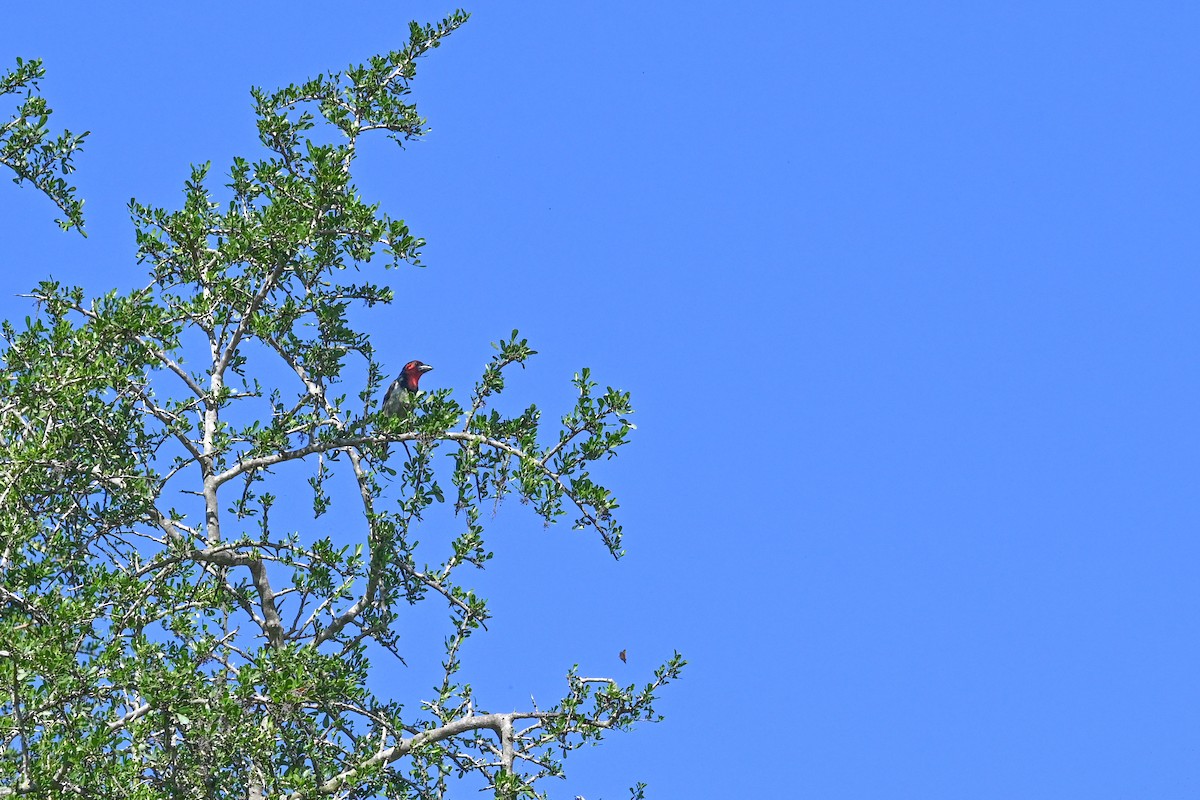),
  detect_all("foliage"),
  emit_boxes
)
[0,56,88,235]
[0,12,683,799]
